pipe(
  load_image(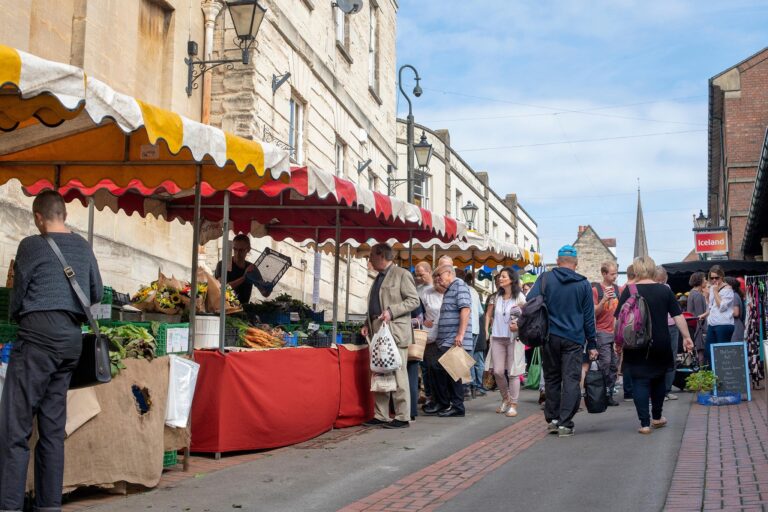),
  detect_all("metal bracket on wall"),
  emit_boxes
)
[272,72,291,94]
